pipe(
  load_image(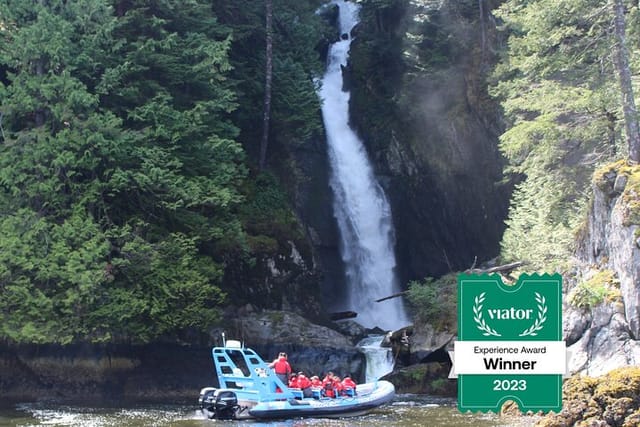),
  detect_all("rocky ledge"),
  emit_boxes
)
[536,367,640,427]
